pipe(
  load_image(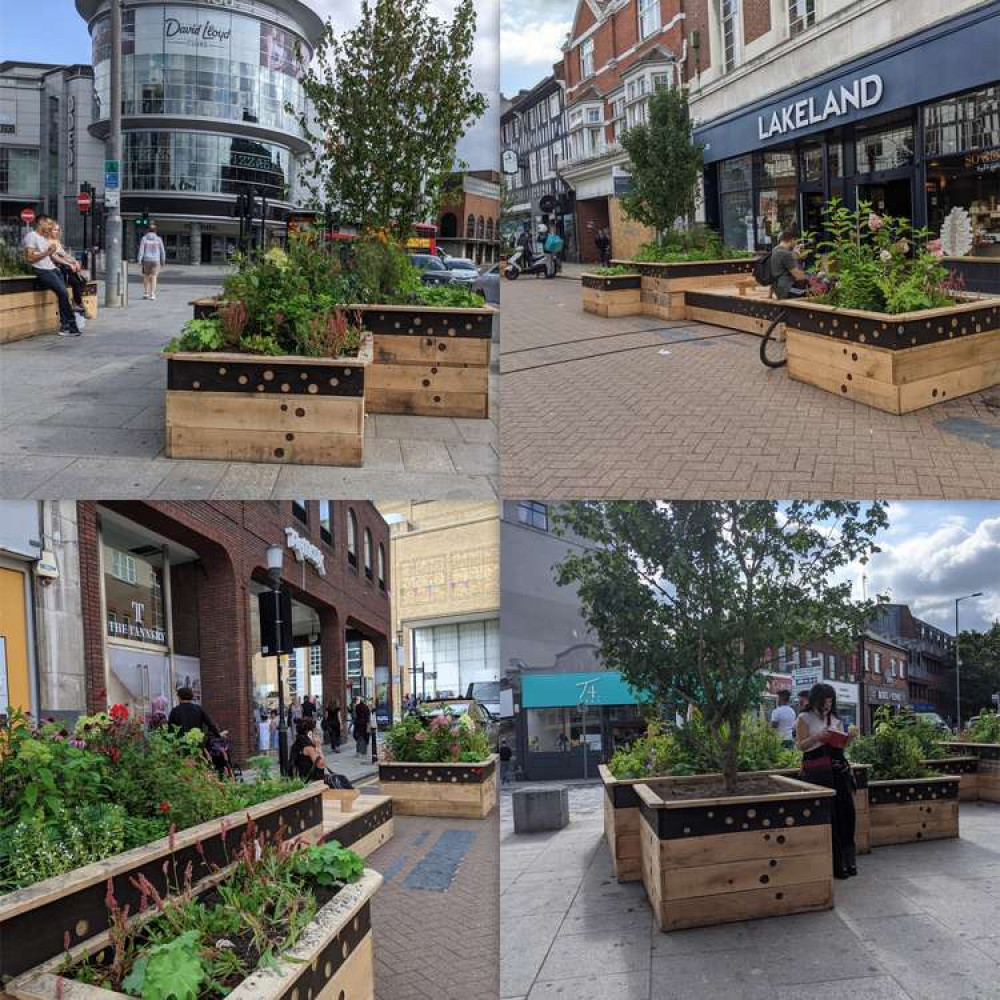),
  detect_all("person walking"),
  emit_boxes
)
[595,228,612,267]
[138,221,166,300]
[166,686,221,740]
[796,682,857,880]
[302,694,316,719]
[354,697,371,755]
[324,701,342,752]
[770,689,797,746]
[22,216,81,337]
[499,739,513,786]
